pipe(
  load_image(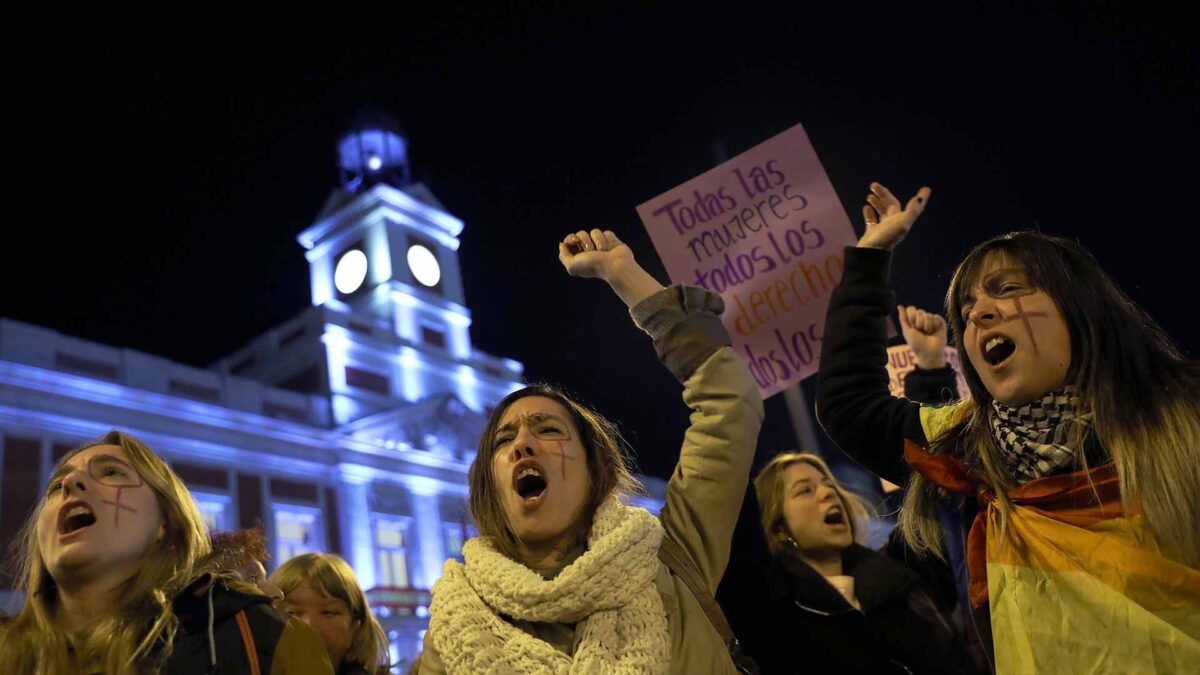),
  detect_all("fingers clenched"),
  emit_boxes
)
[589,228,608,251]
[574,230,595,252]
